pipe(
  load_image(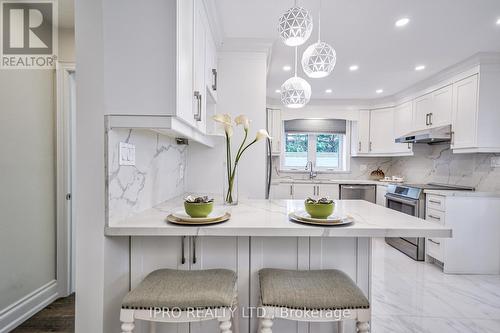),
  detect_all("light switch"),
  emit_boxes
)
[119,142,136,166]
